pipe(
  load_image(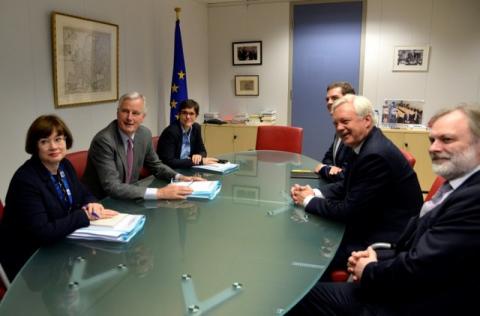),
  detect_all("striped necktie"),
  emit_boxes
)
[419,182,452,217]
